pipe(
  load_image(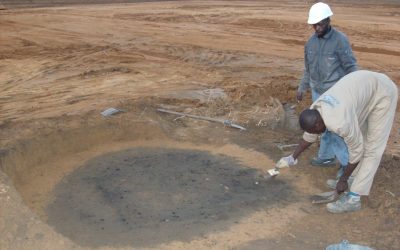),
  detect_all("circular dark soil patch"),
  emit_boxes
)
[46,148,293,248]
